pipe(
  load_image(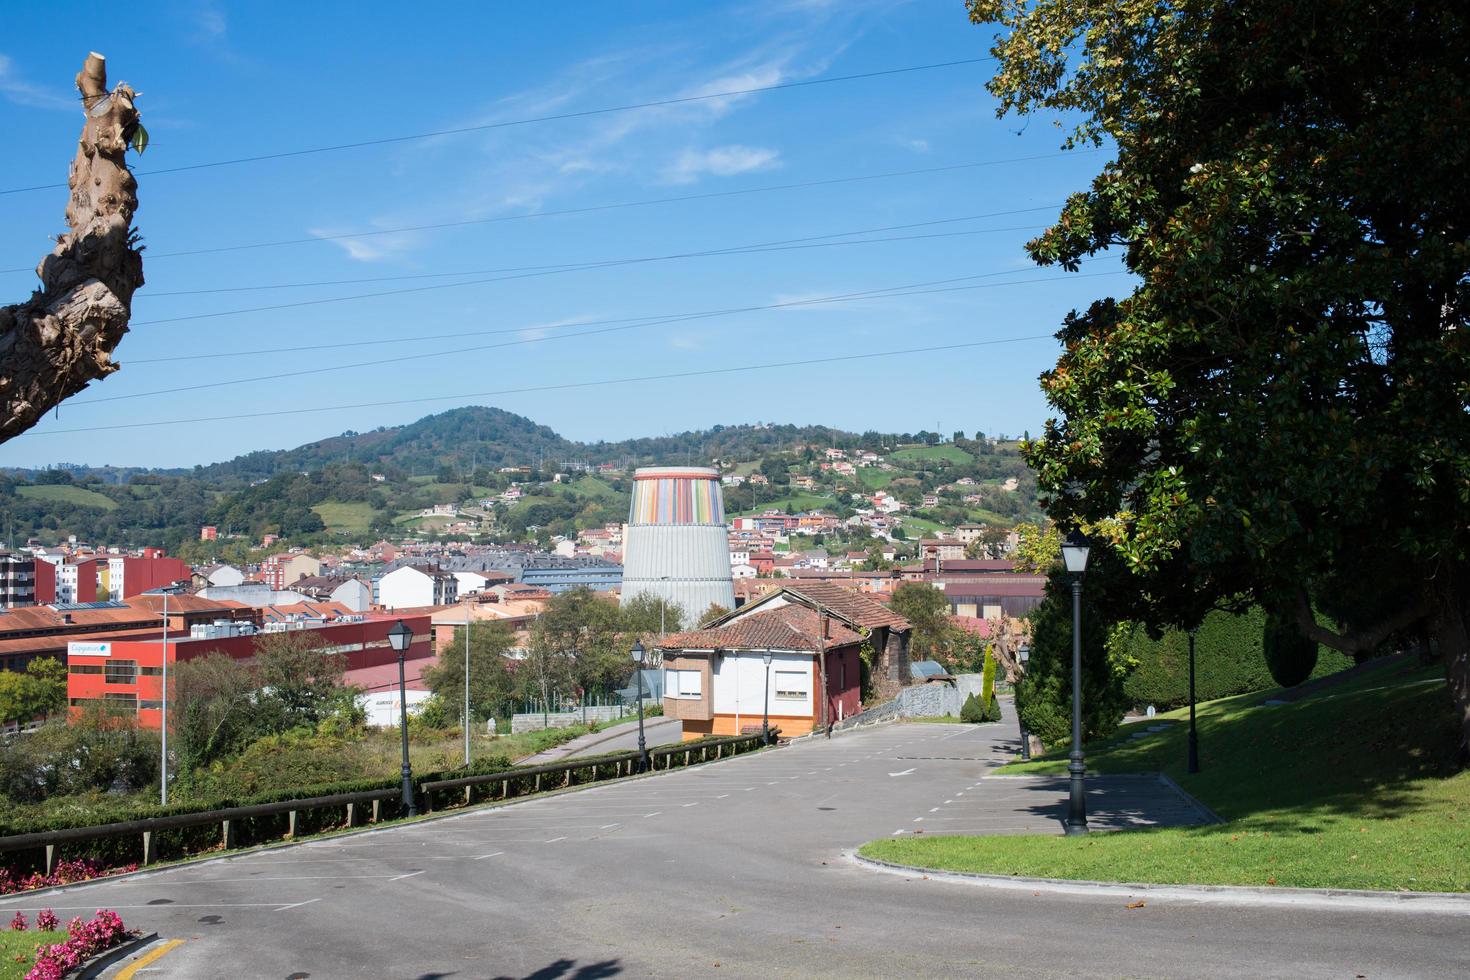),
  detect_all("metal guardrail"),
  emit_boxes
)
[0,729,778,875]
